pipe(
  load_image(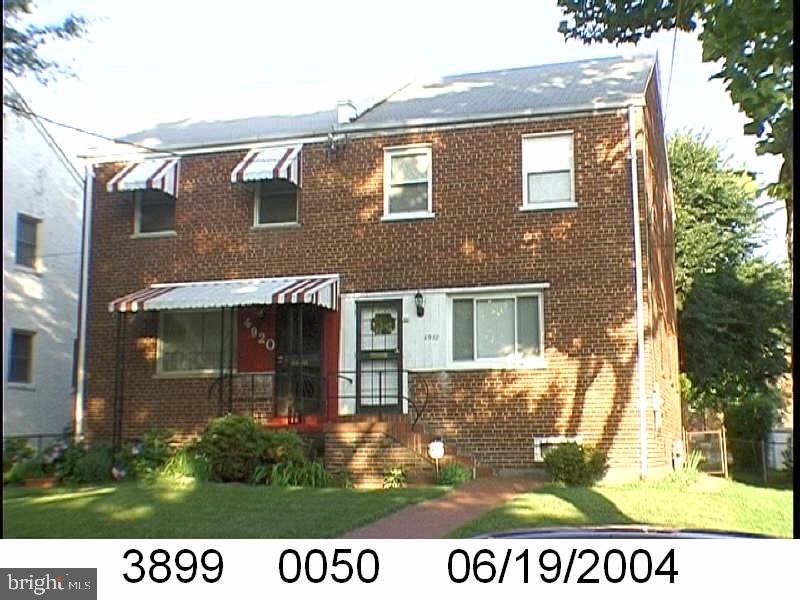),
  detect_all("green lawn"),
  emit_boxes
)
[3,481,446,538]
[451,475,793,538]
